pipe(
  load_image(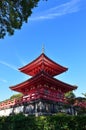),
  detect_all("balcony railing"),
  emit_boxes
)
[0,90,65,110]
